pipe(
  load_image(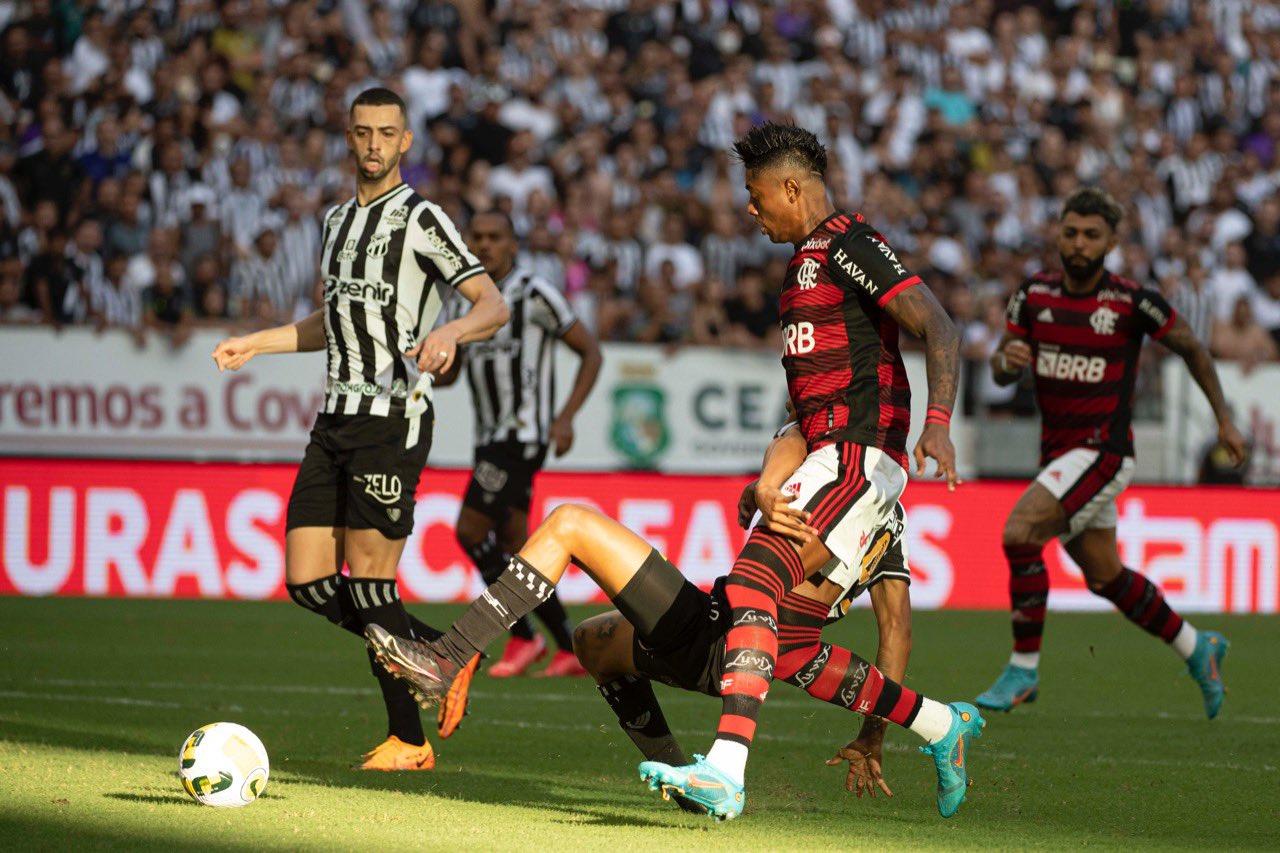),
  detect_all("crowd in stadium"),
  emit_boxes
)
[2,0,1280,402]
